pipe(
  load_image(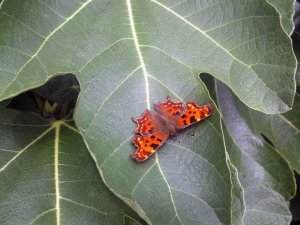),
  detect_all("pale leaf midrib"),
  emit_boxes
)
[126,0,150,109]
[156,155,184,225]
[149,0,287,107]
[54,122,61,225]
